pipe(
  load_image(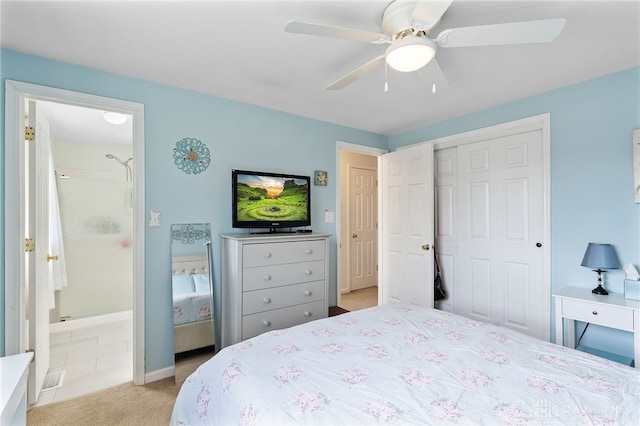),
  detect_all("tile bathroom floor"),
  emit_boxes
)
[32,317,133,407]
